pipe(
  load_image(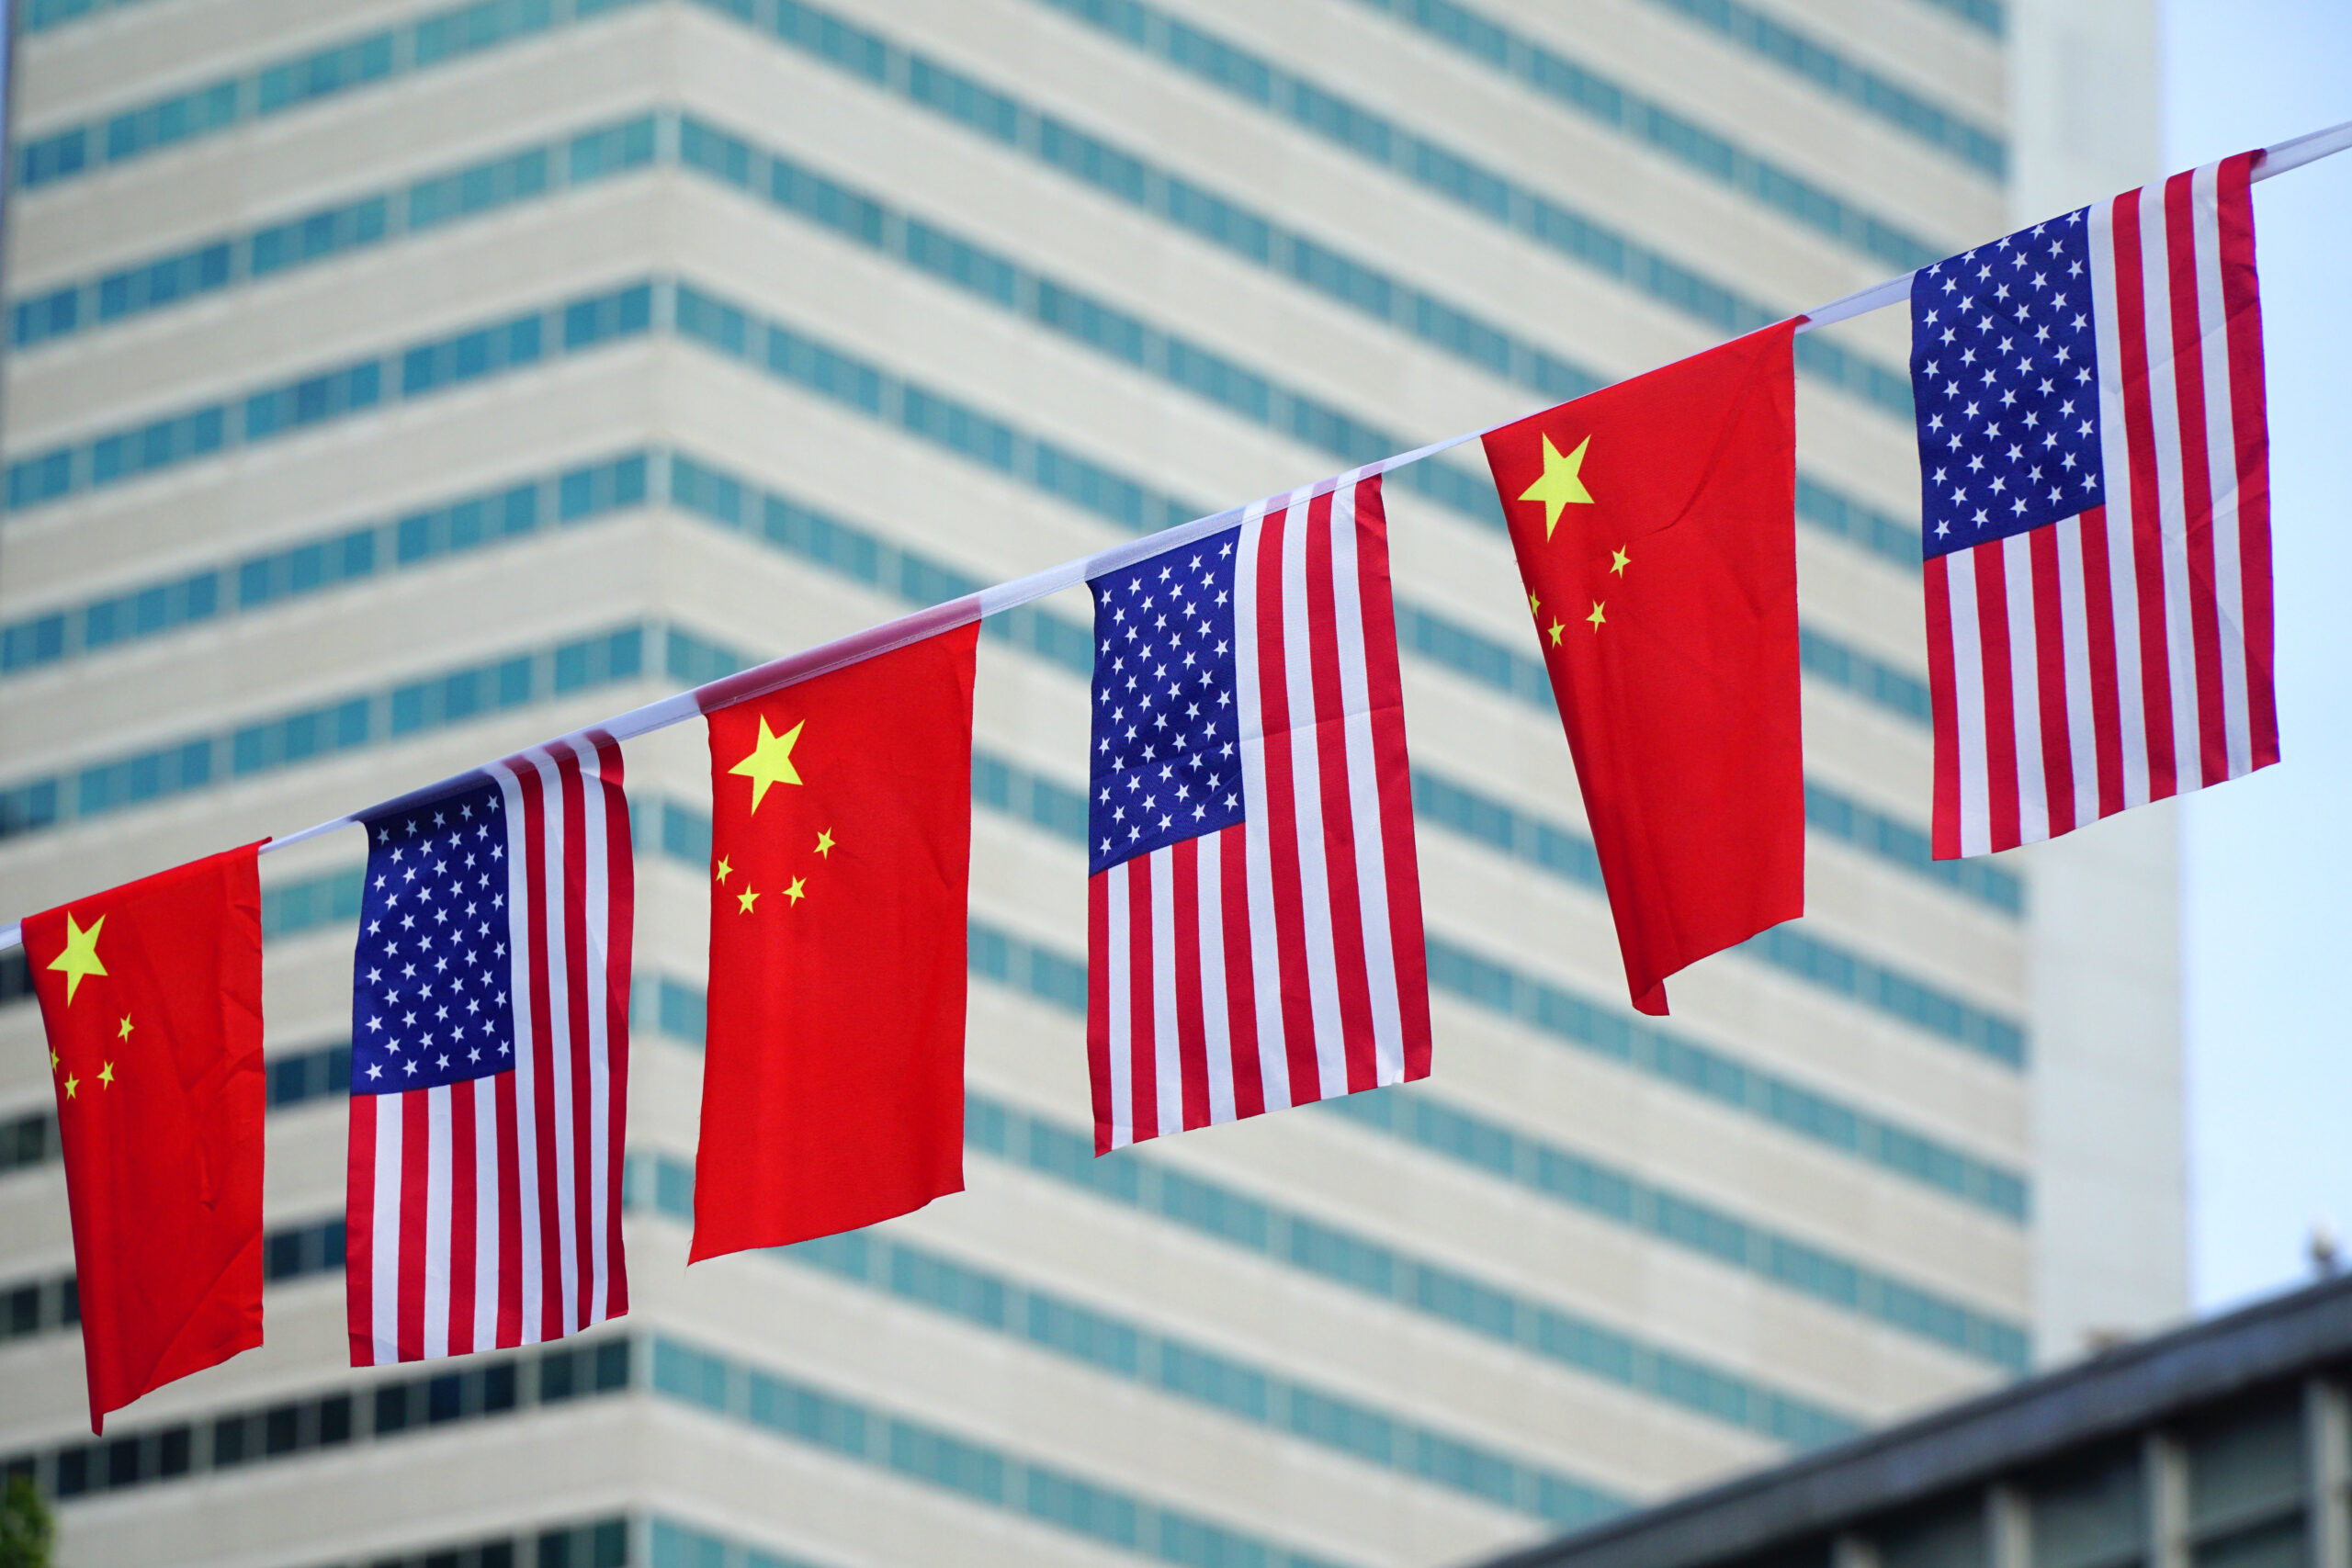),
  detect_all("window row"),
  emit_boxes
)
[1,1216,344,1348]
[630,1151,1625,1525]
[0,622,653,840]
[13,0,645,190]
[0,1337,629,1504]
[1038,0,1951,270]
[747,0,1912,418]
[6,283,652,510]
